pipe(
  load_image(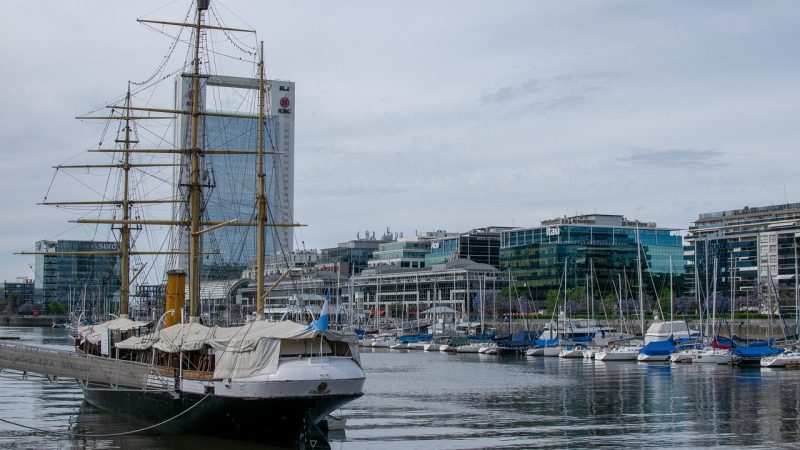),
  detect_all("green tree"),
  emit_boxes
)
[48,300,66,314]
[8,293,20,314]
